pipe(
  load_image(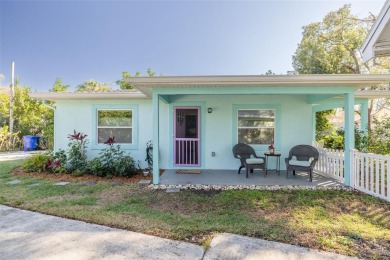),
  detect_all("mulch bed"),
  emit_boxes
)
[12,167,155,184]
